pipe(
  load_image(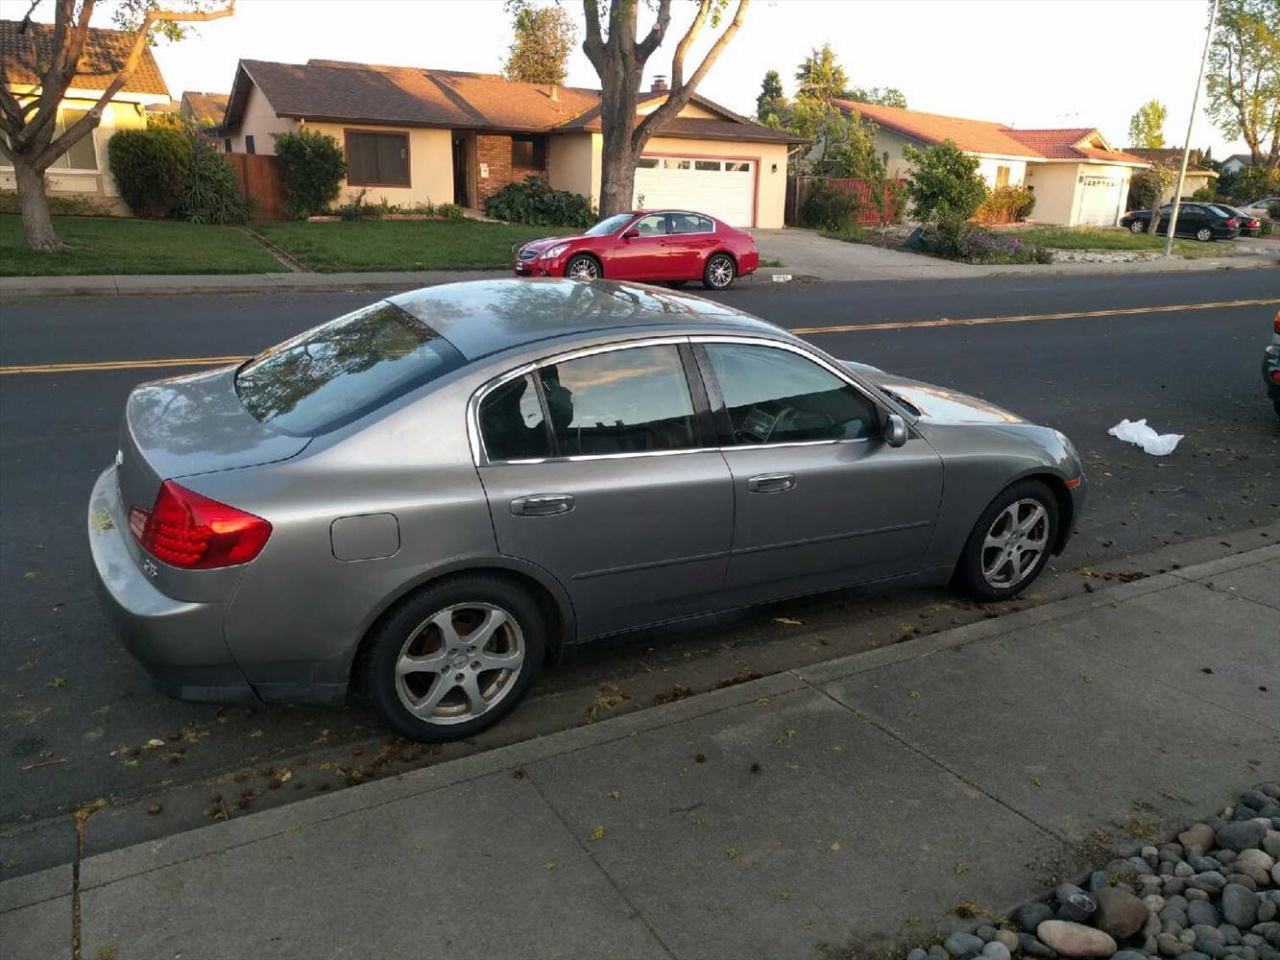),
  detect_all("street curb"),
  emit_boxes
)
[5,542,1275,915]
